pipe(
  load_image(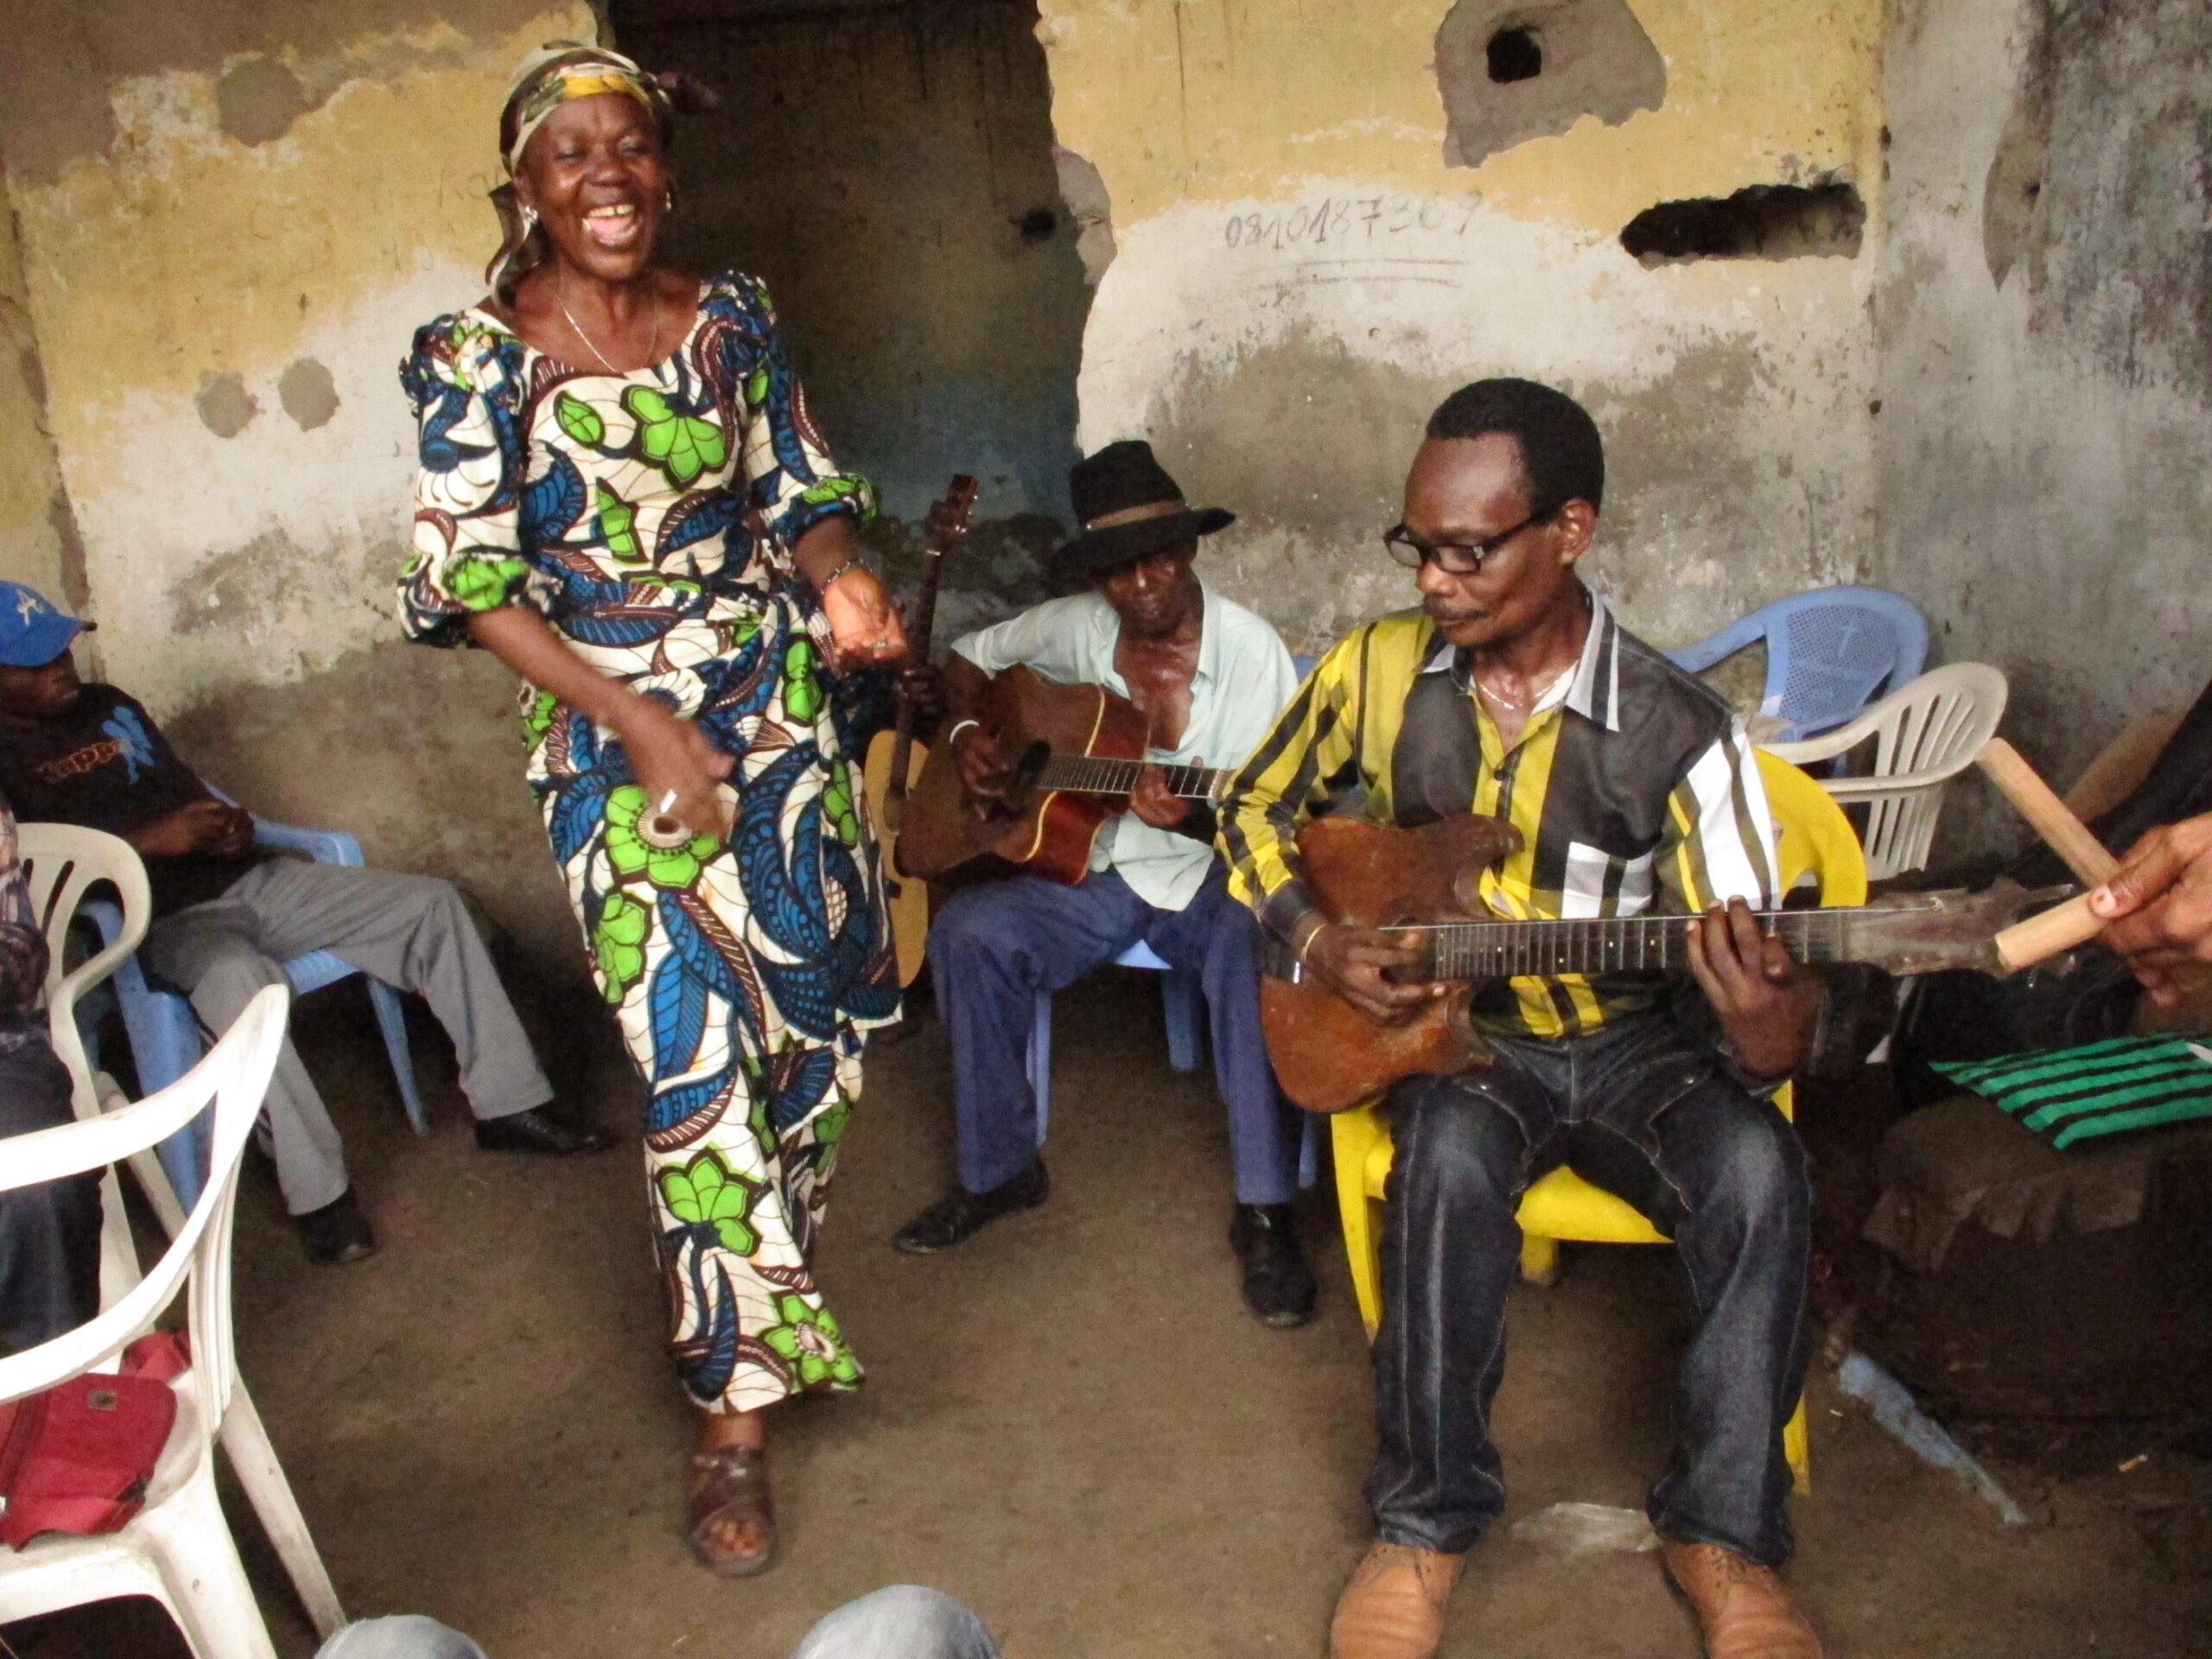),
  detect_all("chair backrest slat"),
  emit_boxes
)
[0,984,288,1422]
